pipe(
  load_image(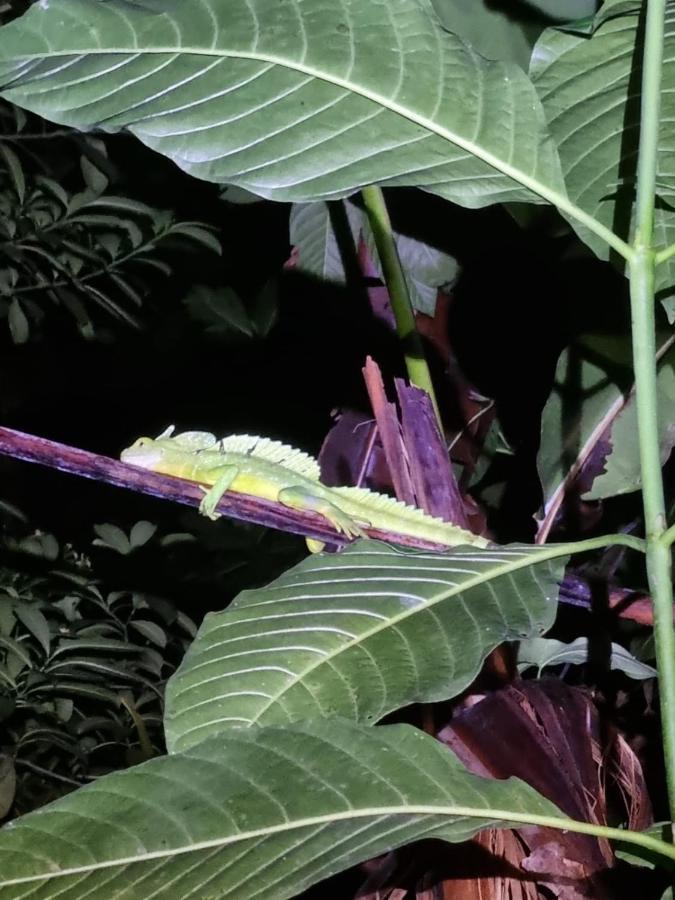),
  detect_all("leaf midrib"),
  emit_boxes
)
[5,796,673,886]
[0,802,575,886]
[171,545,566,735]
[7,43,631,255]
